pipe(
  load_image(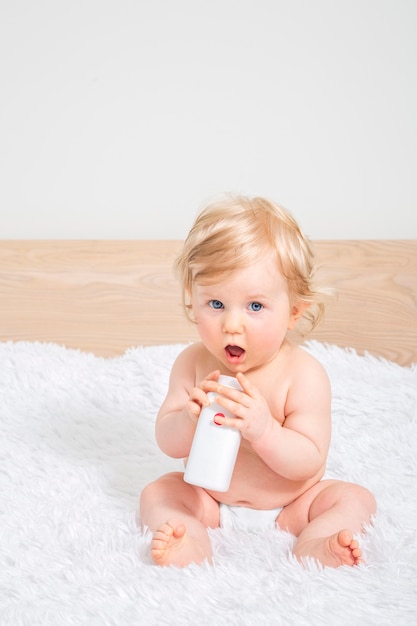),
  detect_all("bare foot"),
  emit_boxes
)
[295,529,364,568]
[150,518,211,567]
